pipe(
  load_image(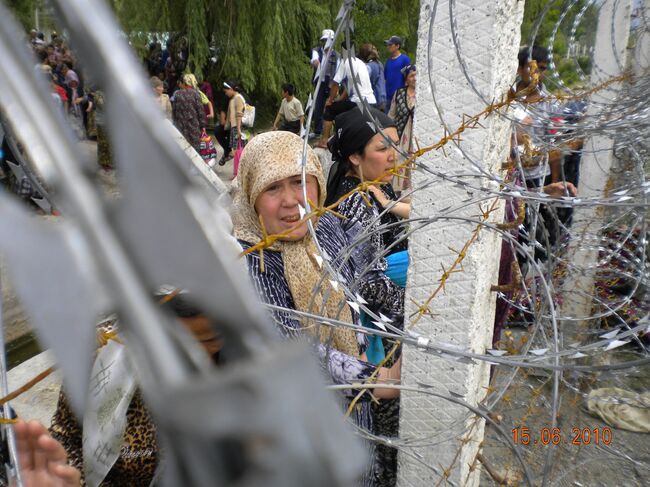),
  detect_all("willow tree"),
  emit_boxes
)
[10,0,418,110]
[109,0,339,103]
